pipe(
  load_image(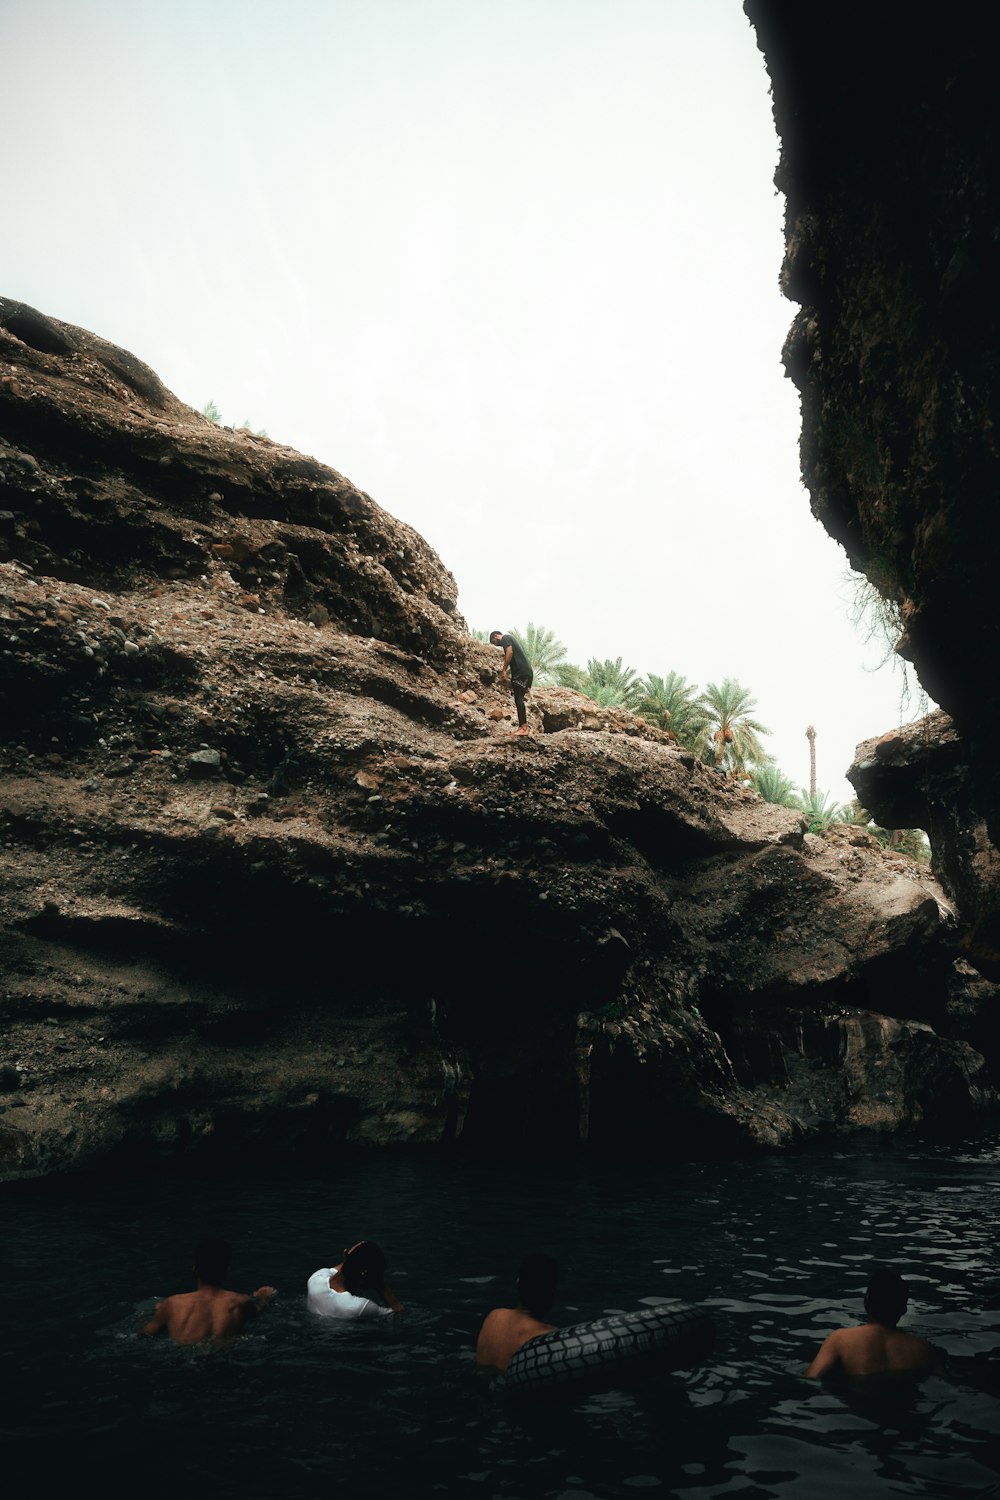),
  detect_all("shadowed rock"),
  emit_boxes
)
[0,303,995,1181]
[747,1,1000,1021]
